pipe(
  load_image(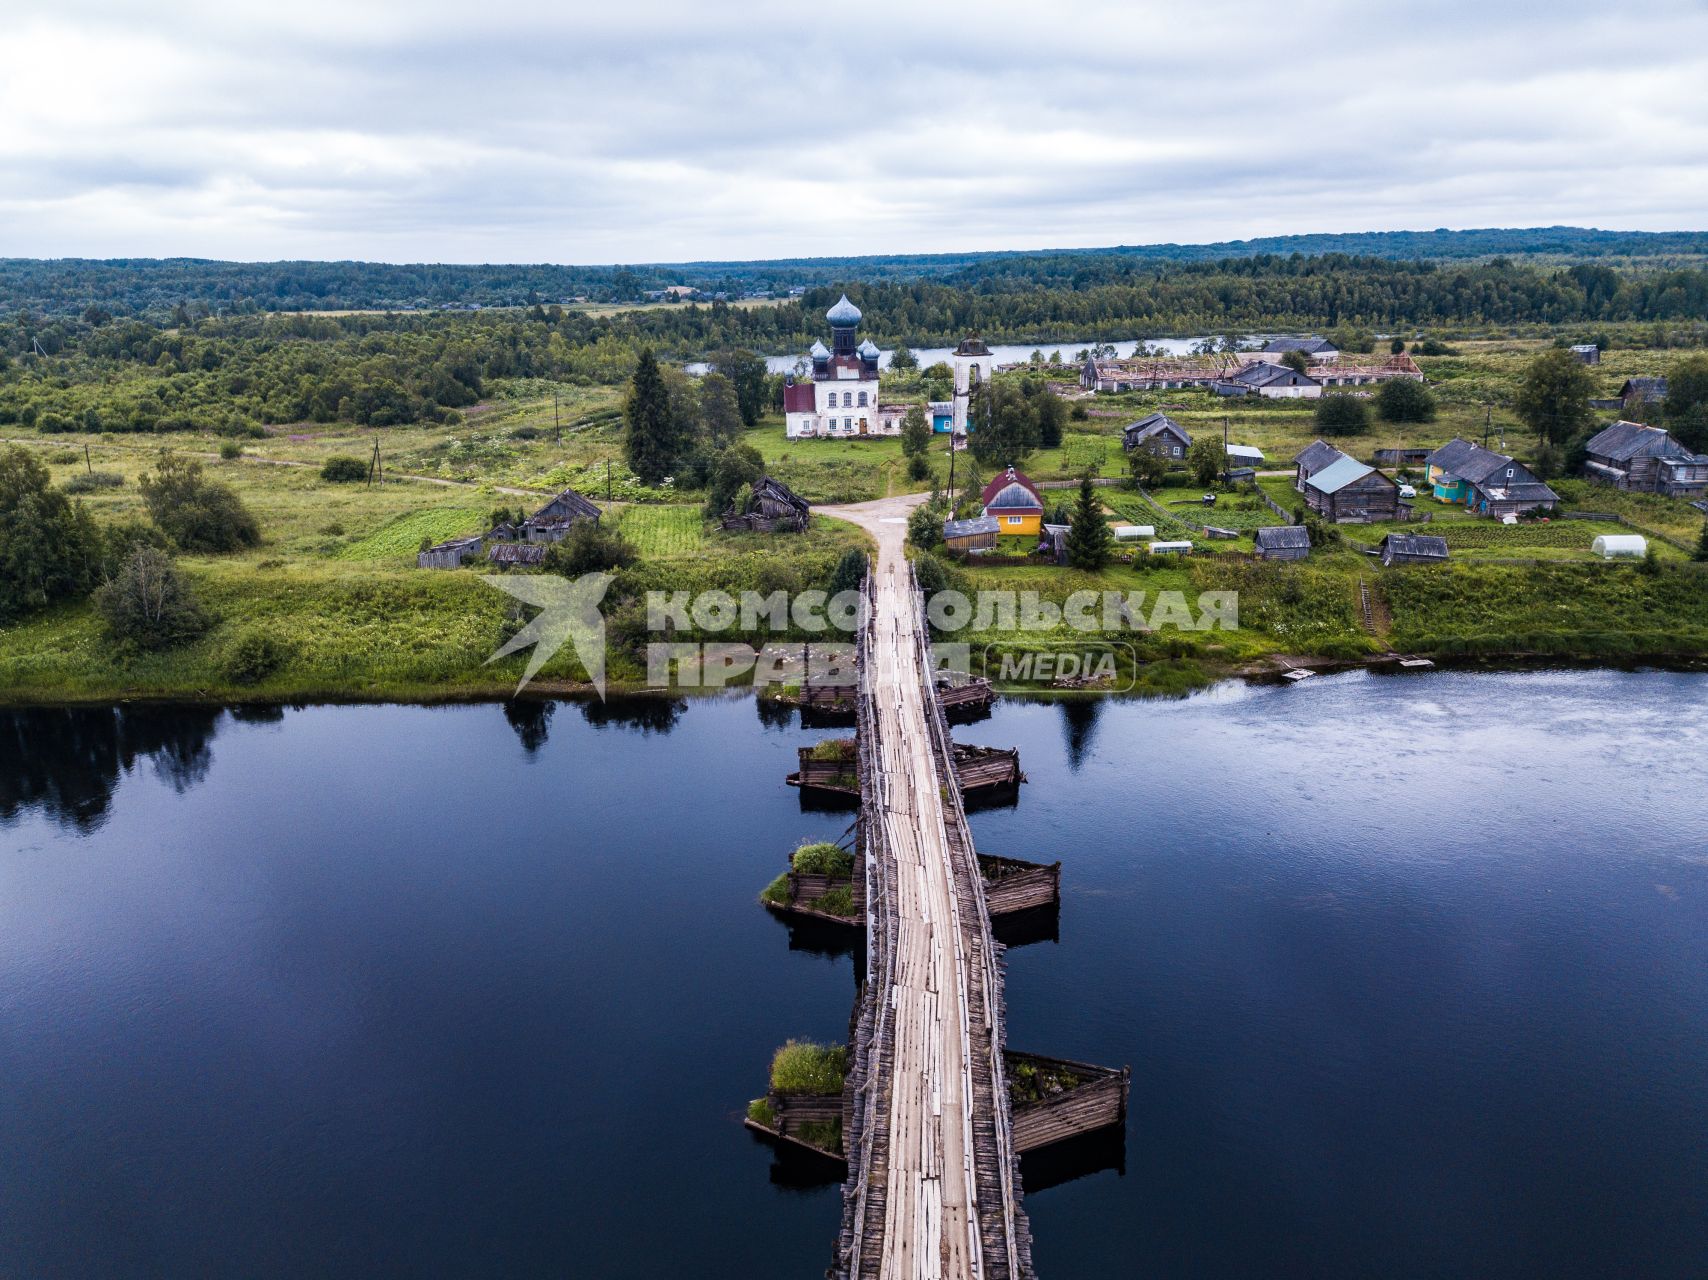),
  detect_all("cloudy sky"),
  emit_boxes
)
[4,0,1706,265]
